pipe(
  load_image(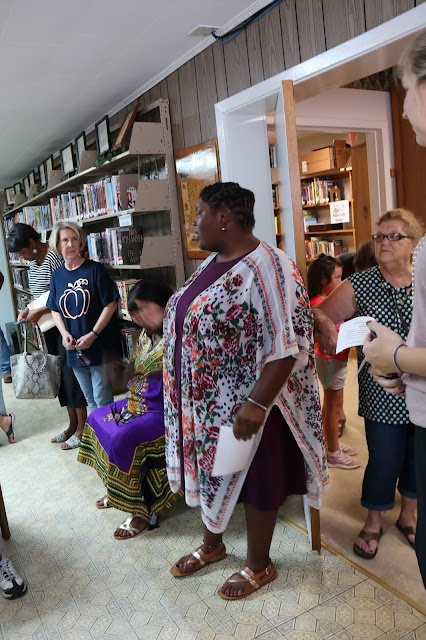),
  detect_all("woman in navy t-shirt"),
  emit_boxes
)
[47,221,120,418]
